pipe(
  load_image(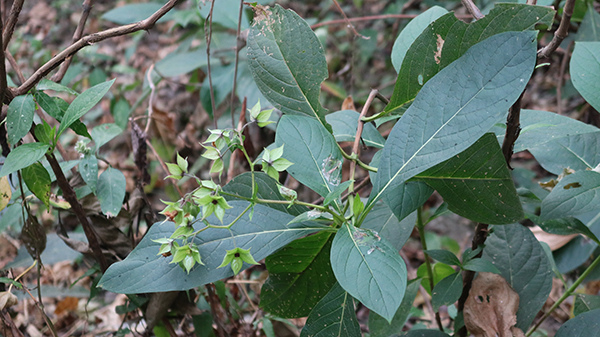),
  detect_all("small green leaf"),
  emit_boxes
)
[79,154,98,194]
[323,180,353,206]
[462,258,501,274]
[58,79,115,137]
[36,79,79,95]
[425,250,461,266]
[22,162,51,208]
[431,272,462,308]
[176,153,188,173]
[0,143,50,178]
[574,294,600,316]
[6,94,35,145]
[91,123,123,150]
[96,167,126,217]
